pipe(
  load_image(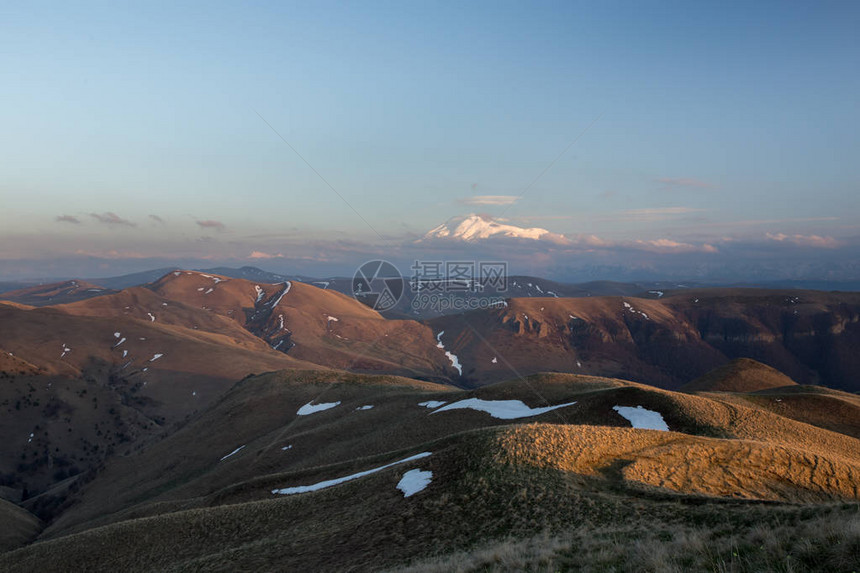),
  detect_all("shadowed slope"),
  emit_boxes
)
[0,499,41,553]
[429,290,860,391]
[0,281,116,307]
